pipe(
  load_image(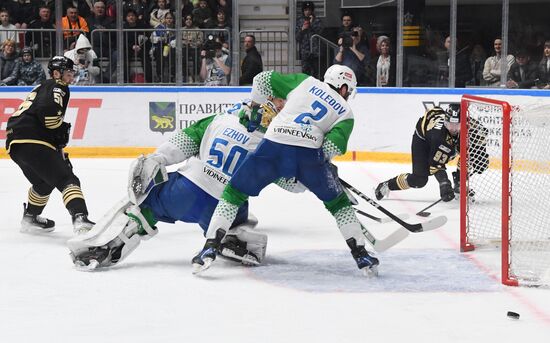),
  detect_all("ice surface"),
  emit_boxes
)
[1,159,549,342]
